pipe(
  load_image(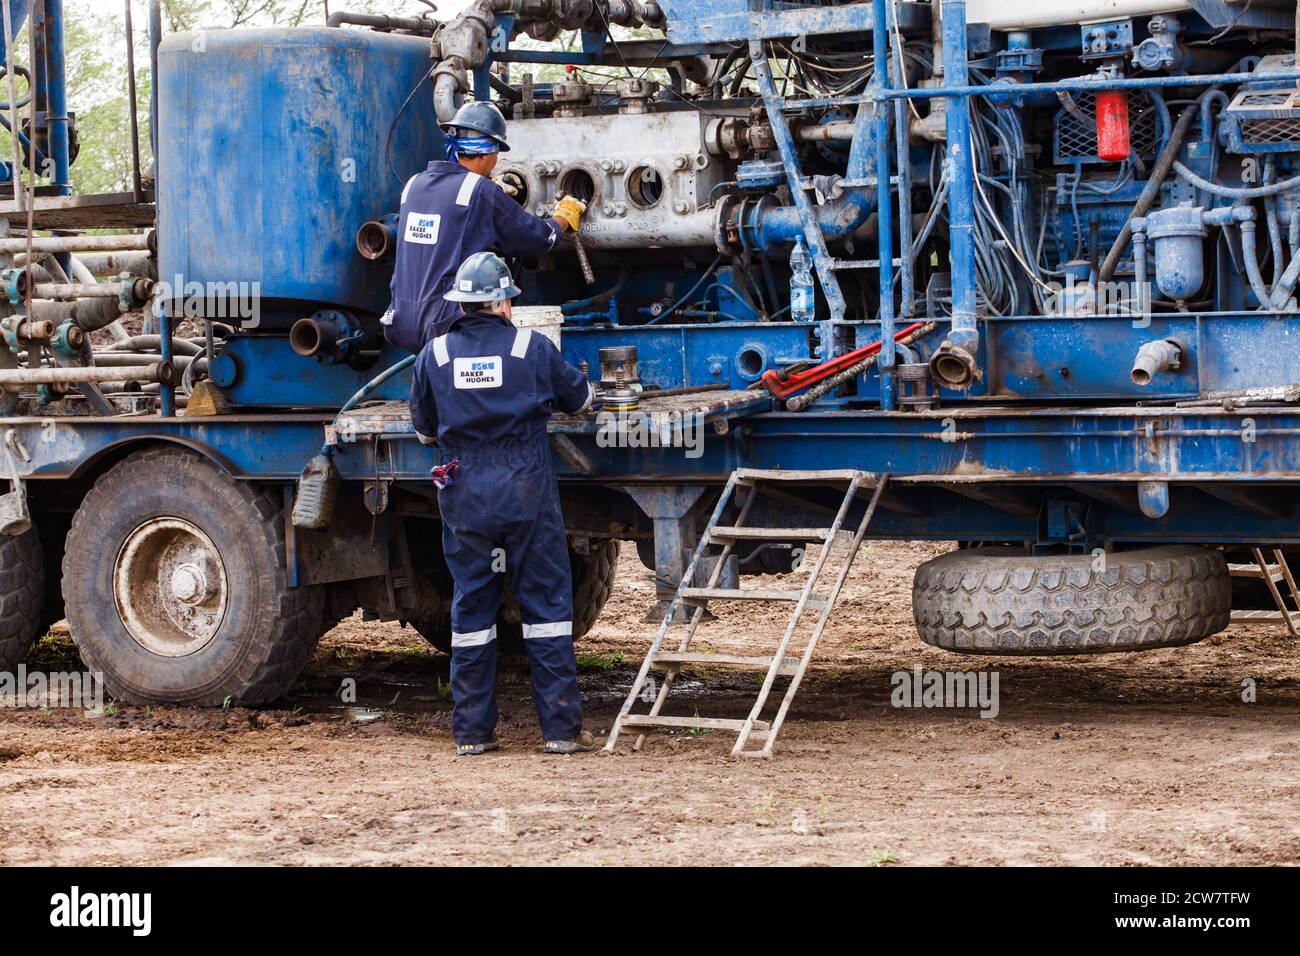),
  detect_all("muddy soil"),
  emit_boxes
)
[2,540,1298,866]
